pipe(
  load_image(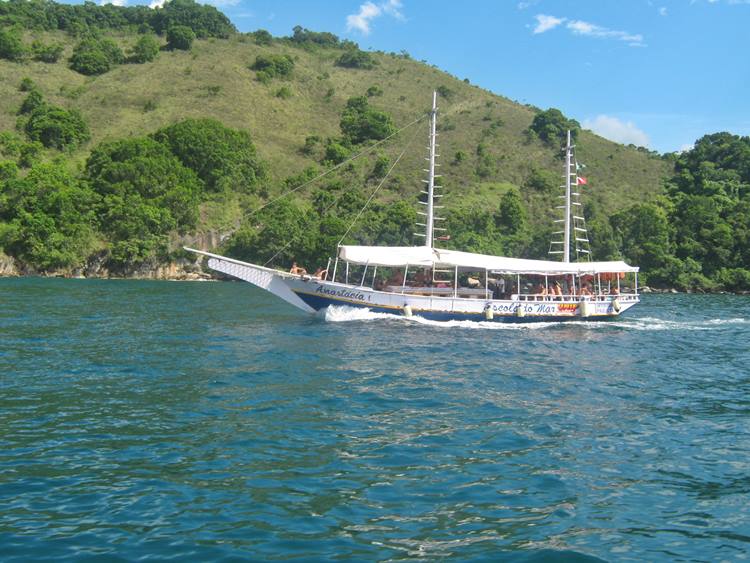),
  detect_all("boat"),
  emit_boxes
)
[186,93,639,322]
